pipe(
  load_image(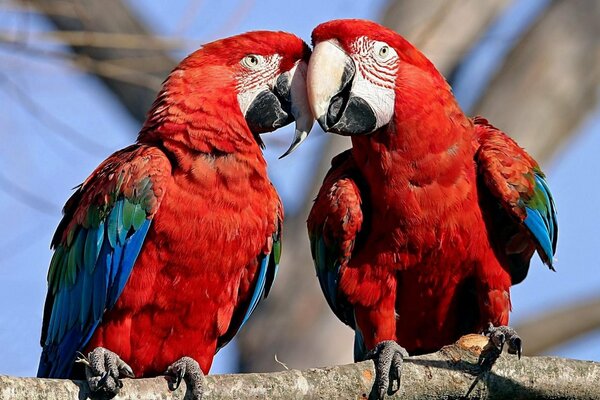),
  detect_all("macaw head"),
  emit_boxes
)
[145,31,313,156]
[307,19,448,136]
